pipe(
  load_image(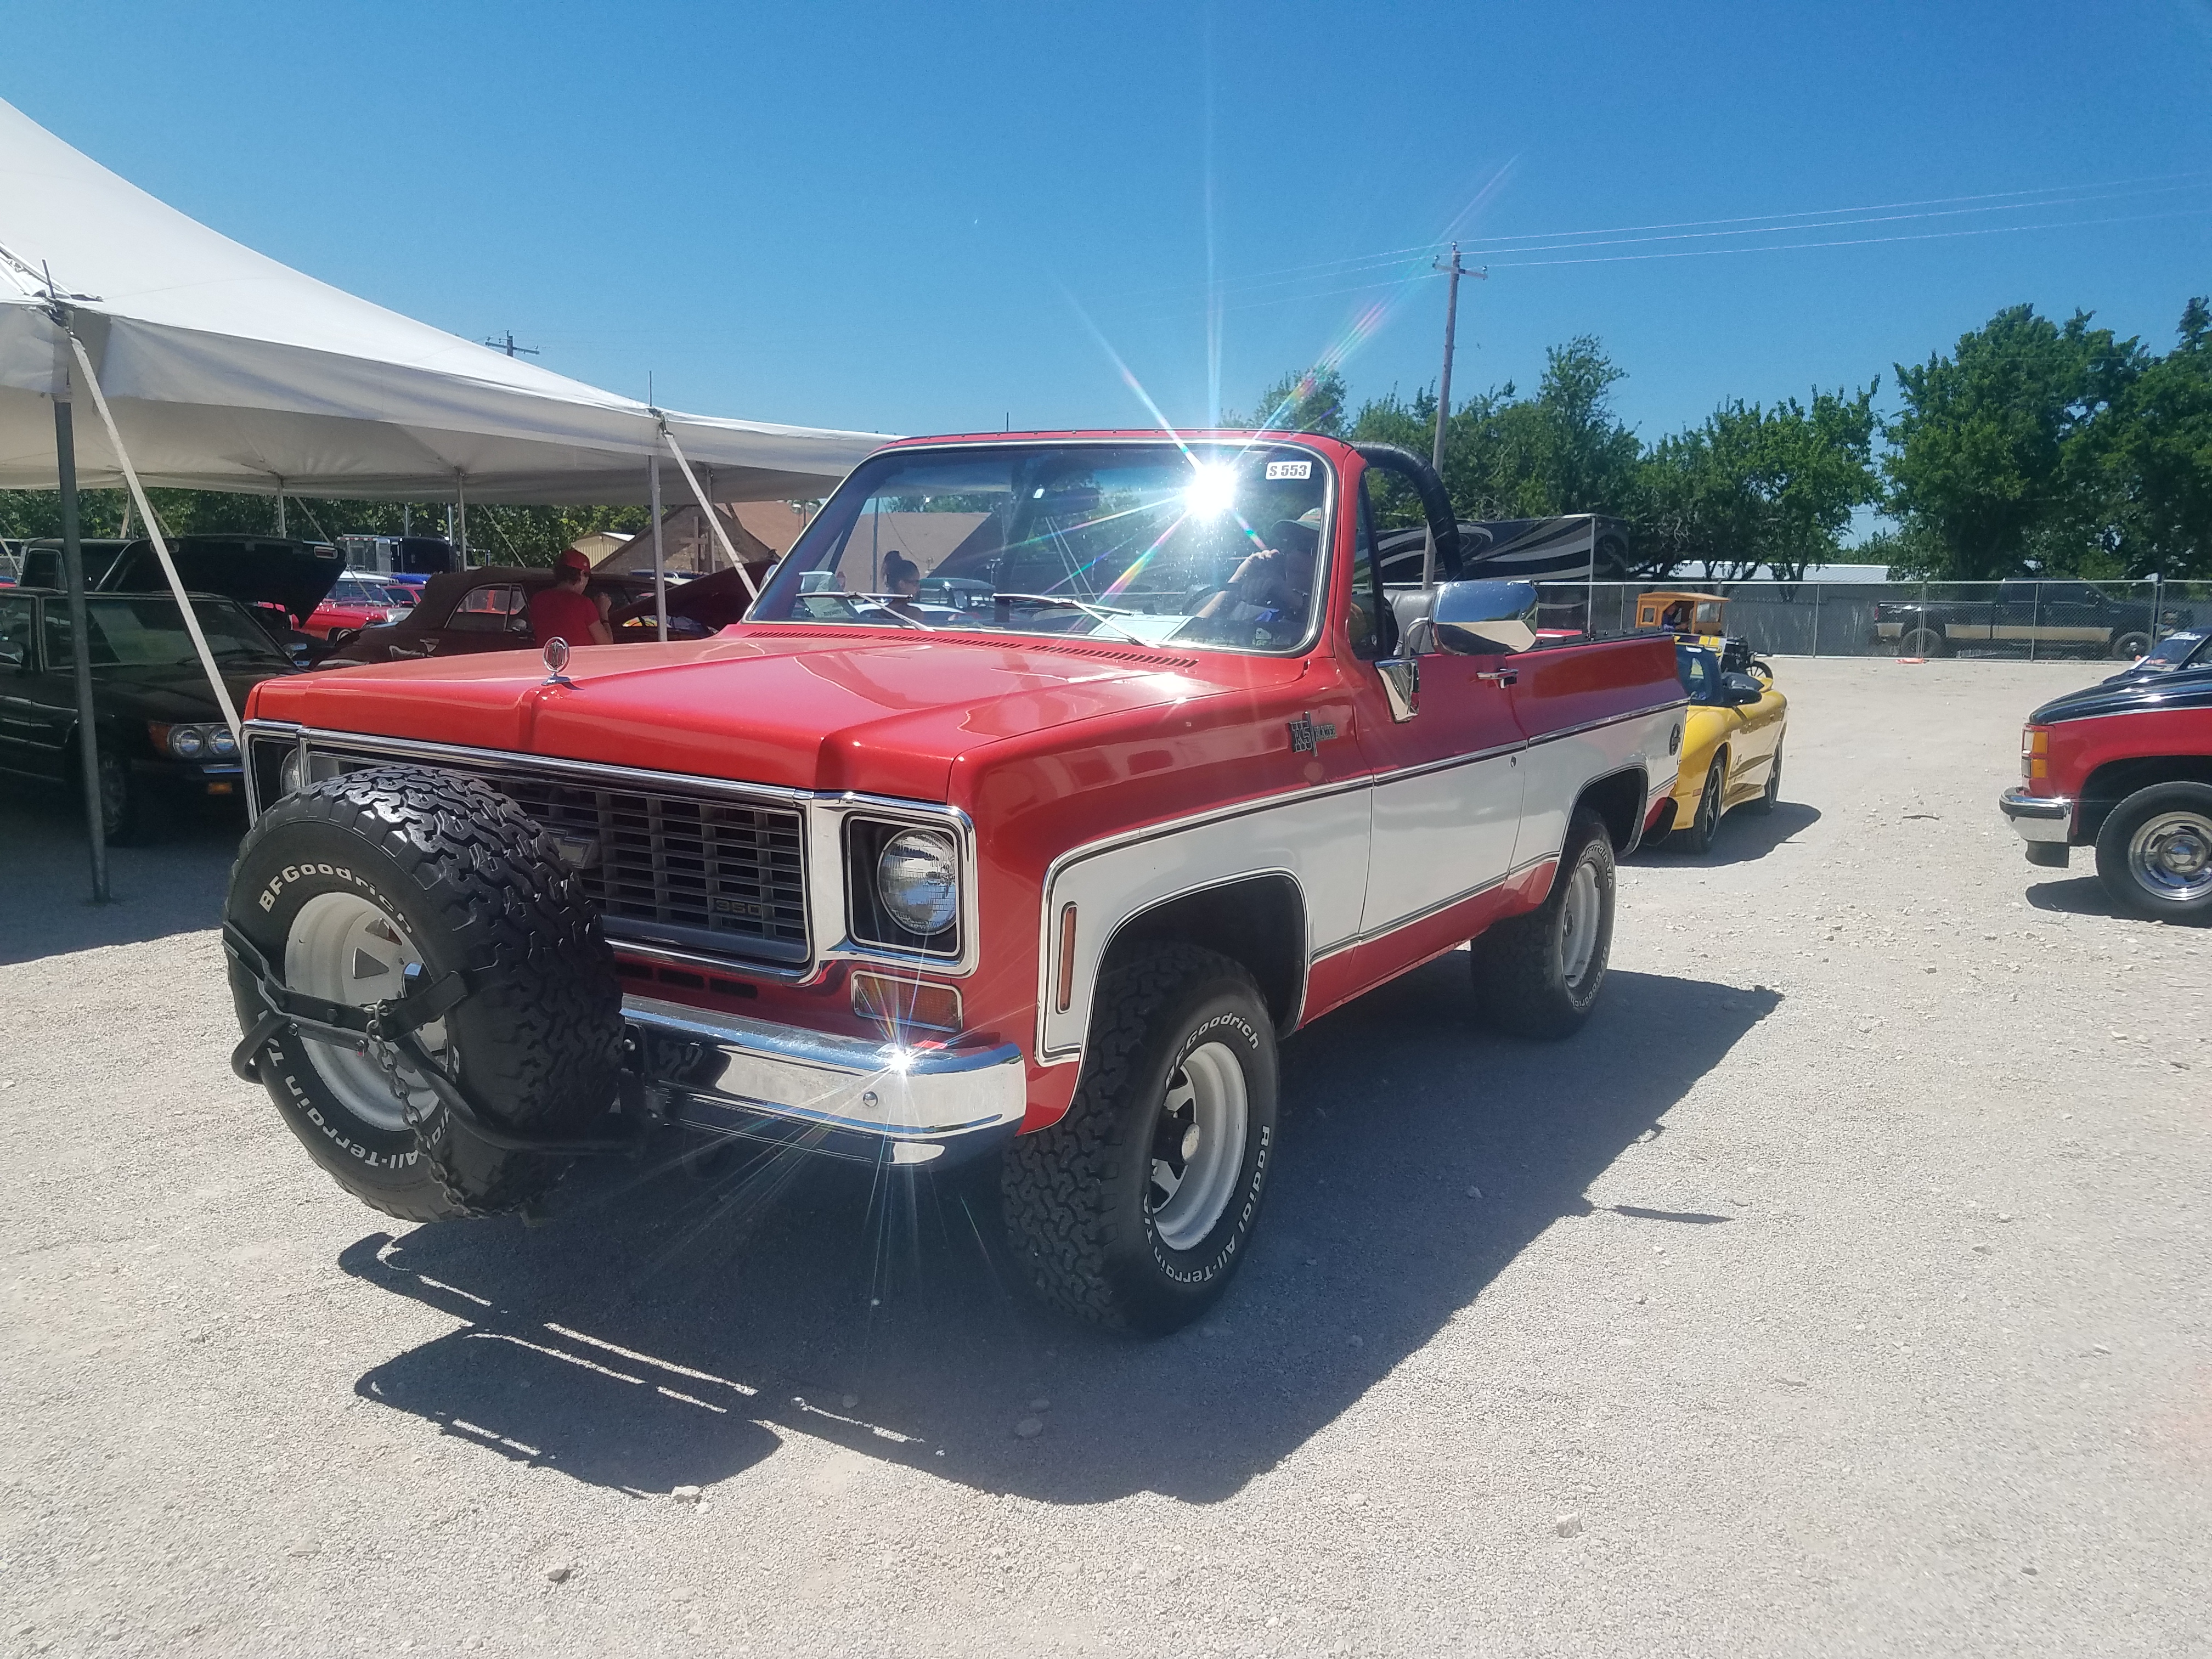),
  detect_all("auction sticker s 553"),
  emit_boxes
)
[1264,460,1312,480]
